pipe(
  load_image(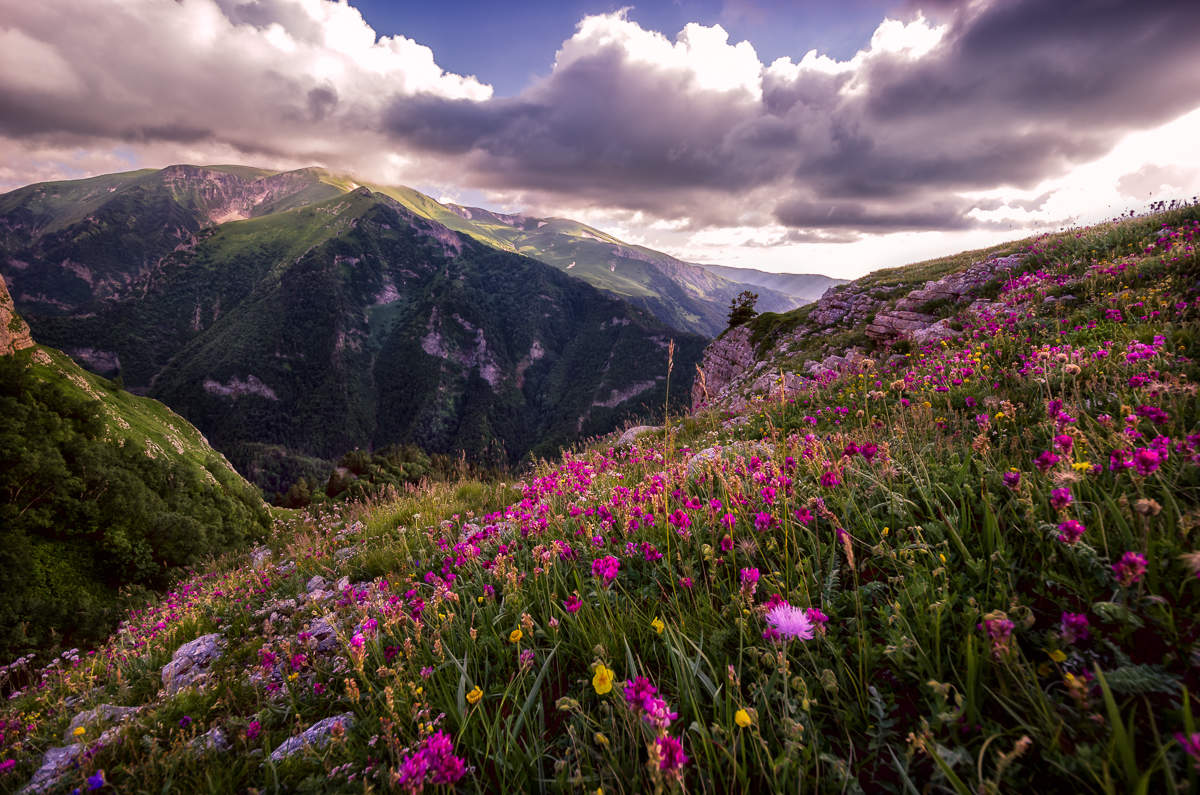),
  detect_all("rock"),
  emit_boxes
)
[161,633,224,694]
[687,441,774,479]
[307,617,339,652]
[306,575,329,593]
[334,547,356,562]
[22,744,84,794]
[0,275,34,356]
[191,726,231,754]
[335,576,350,592]
[63,704,139,741]
[693,325,755,409]
[250,546,272,570]
[269,713,355,762]
[617,425,660,446]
